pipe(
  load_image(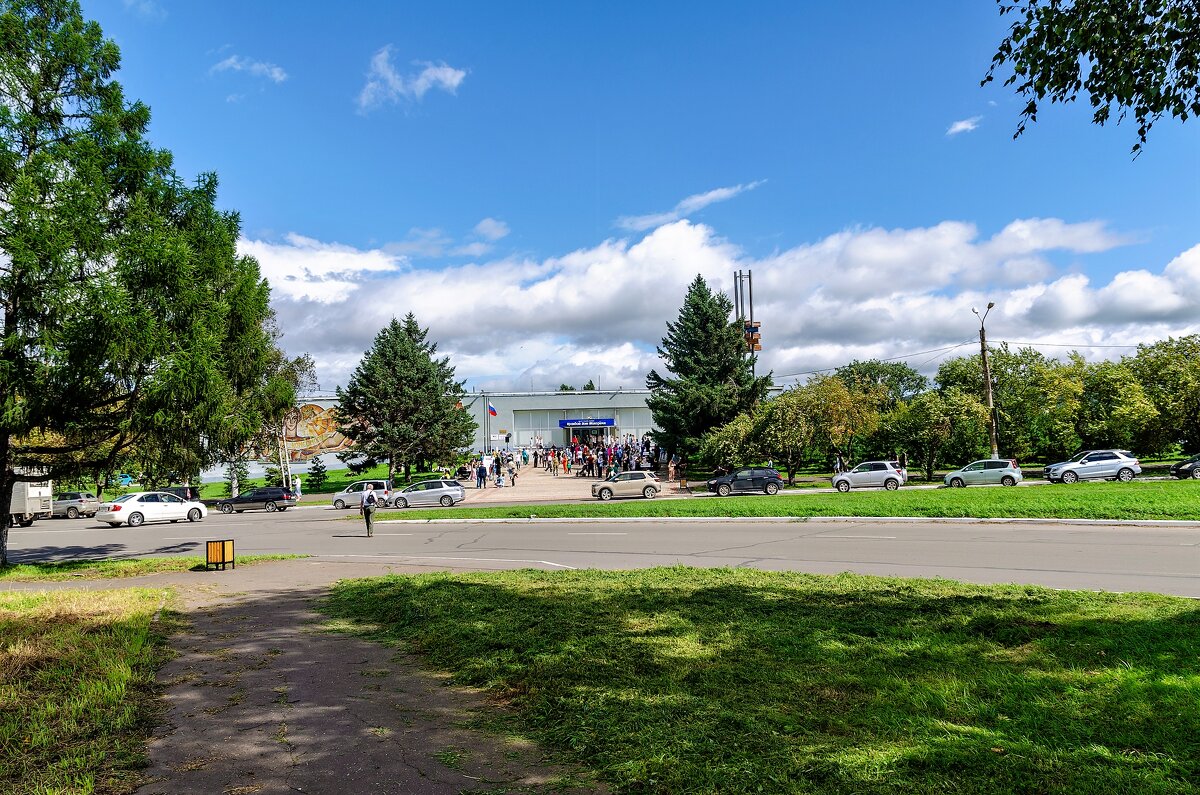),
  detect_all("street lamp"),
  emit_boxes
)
[972,302,1000,459]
